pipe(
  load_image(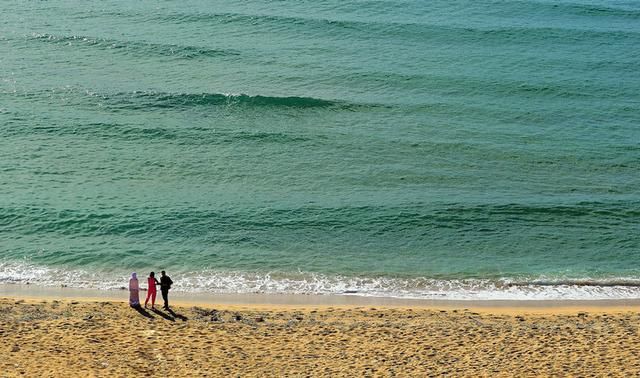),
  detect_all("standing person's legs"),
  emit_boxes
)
[151,291,156,308]
[145,290,152,308]
[161,289,169,309]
